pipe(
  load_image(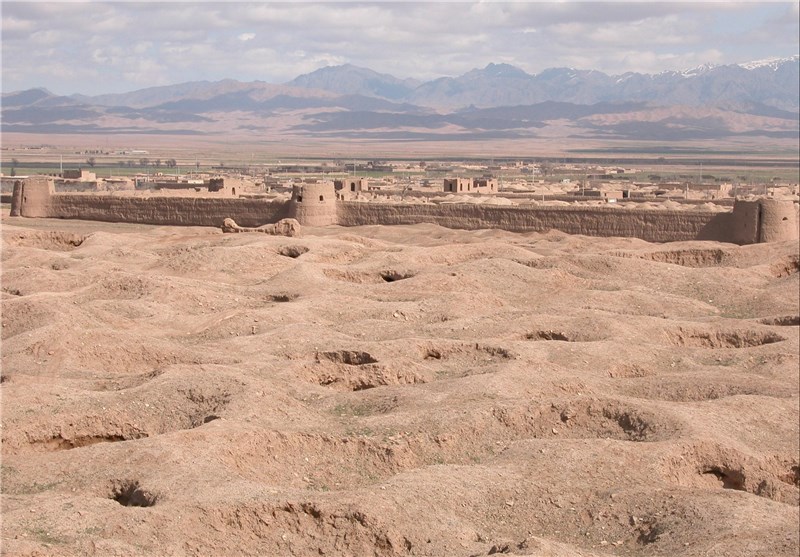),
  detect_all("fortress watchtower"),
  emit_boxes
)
[10,176,53,218]
[729,198,799,244]
[758,198,799,242]
[288,181,337,226]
